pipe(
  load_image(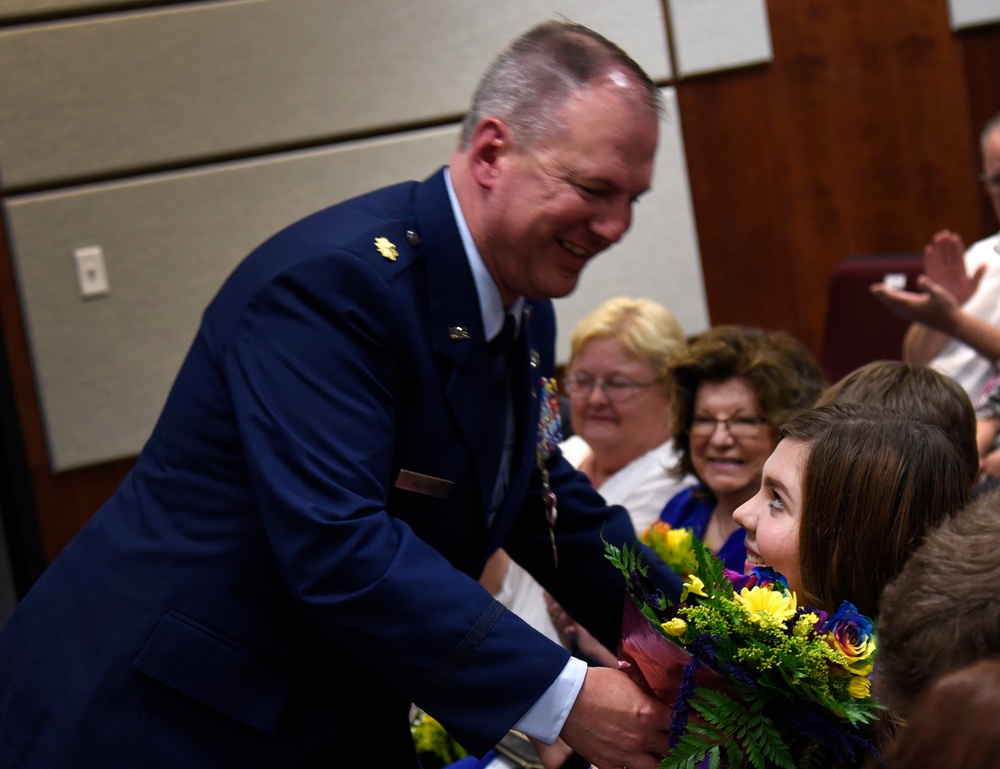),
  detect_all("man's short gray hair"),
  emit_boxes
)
[459,20,662,149]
